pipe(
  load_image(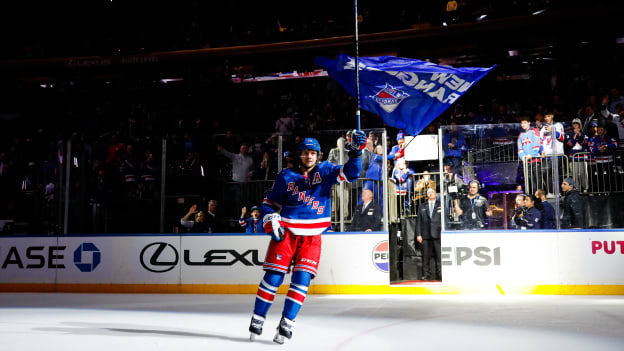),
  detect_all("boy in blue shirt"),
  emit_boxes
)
[239,206,263,233]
